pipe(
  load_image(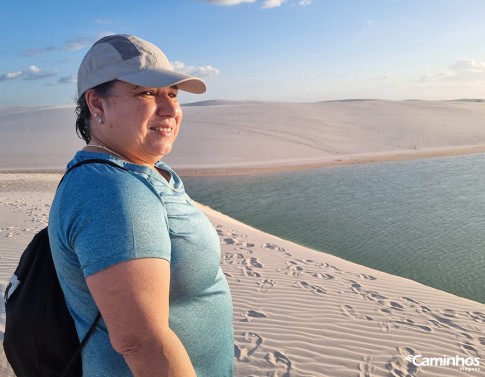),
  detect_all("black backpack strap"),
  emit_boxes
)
[61,312,102,377]
[58,158,128,188]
